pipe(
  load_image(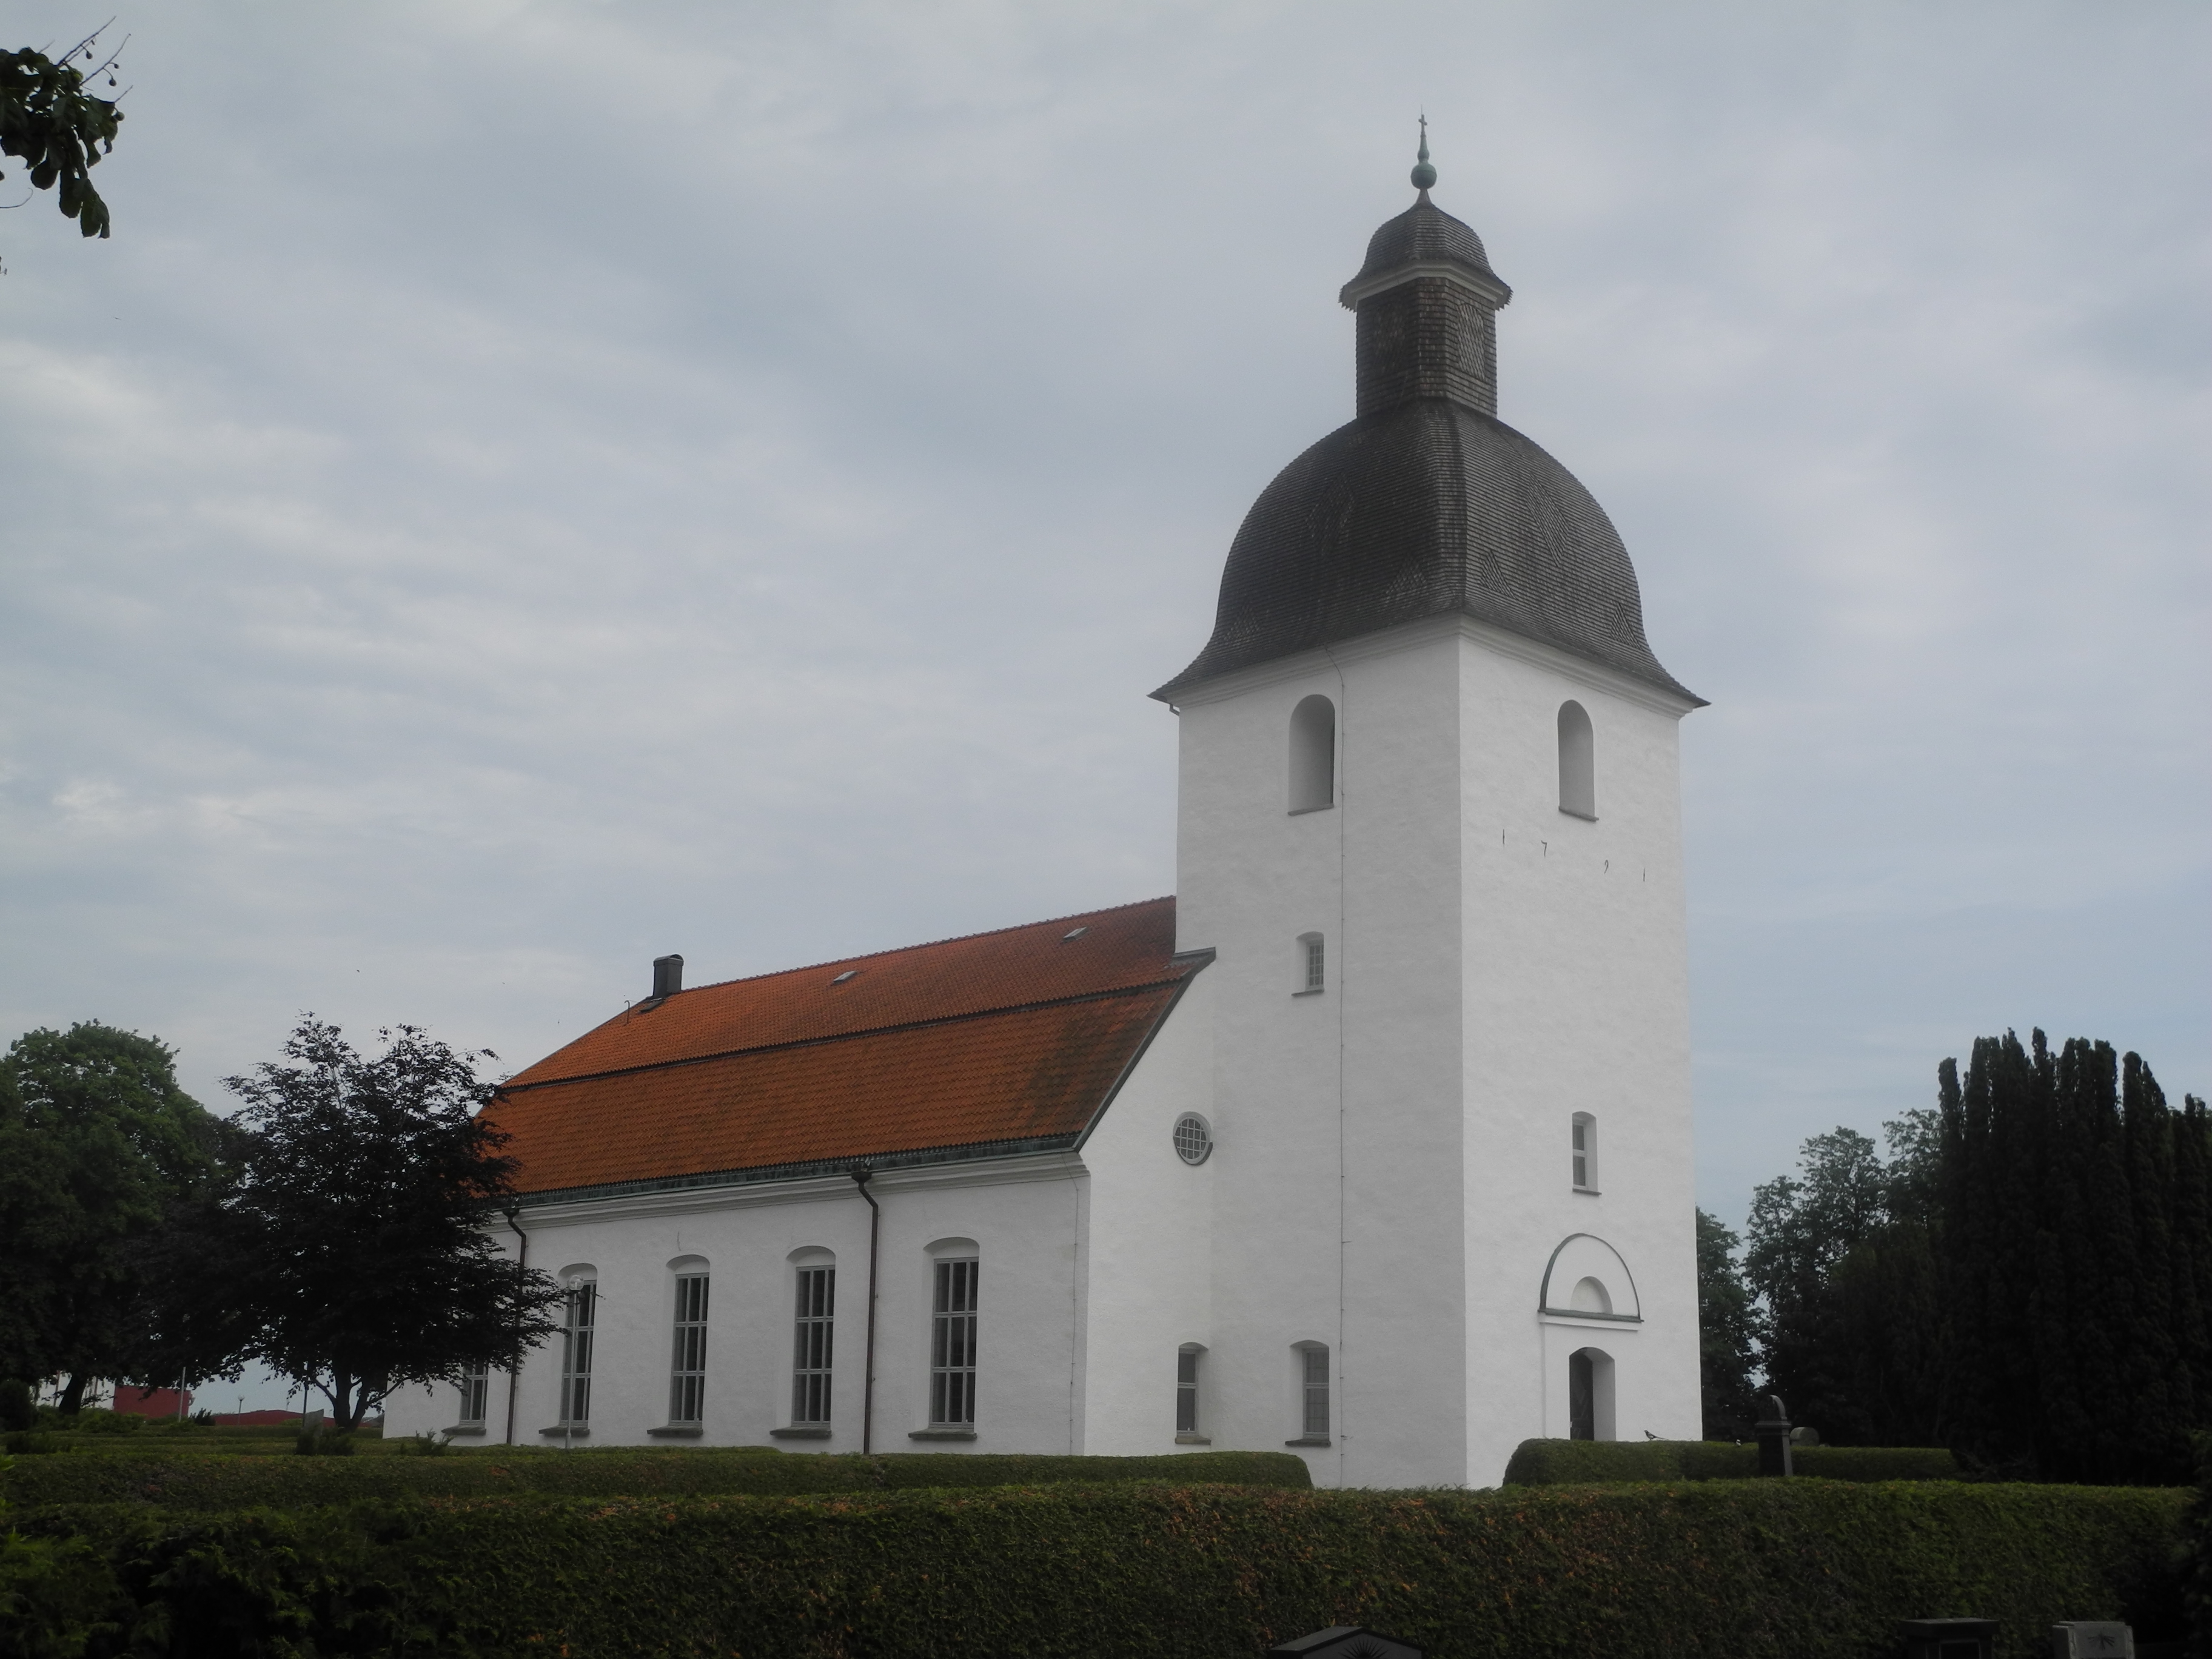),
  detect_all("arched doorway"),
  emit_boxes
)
[1567,1347,1615,1441]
